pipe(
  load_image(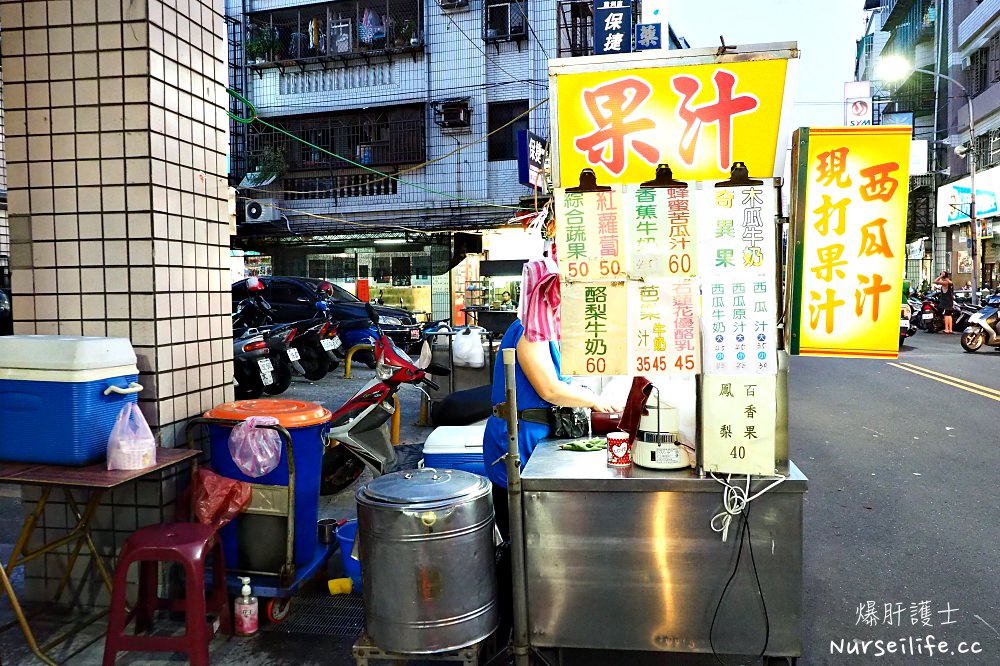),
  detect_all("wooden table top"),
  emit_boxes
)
[0,448,200,489]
